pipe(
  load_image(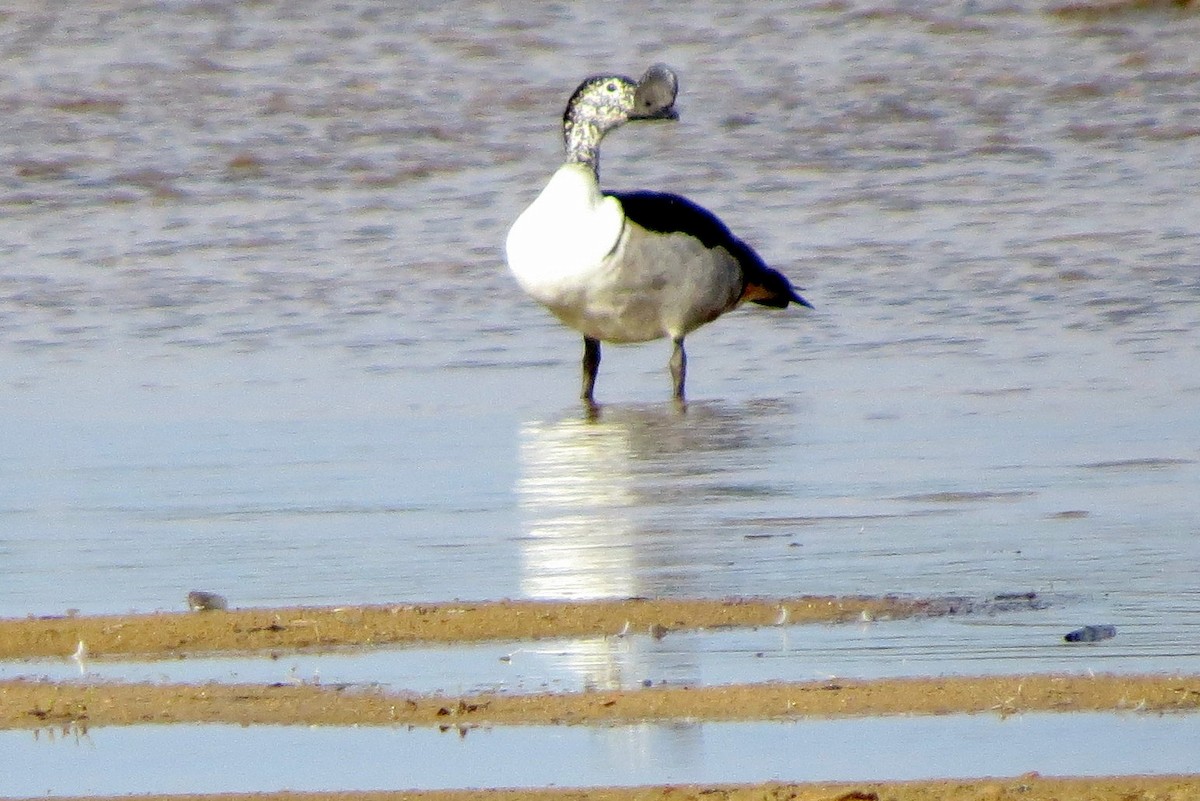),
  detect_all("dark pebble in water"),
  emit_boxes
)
[1064,624,1116,643]
[187,590,228,612]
